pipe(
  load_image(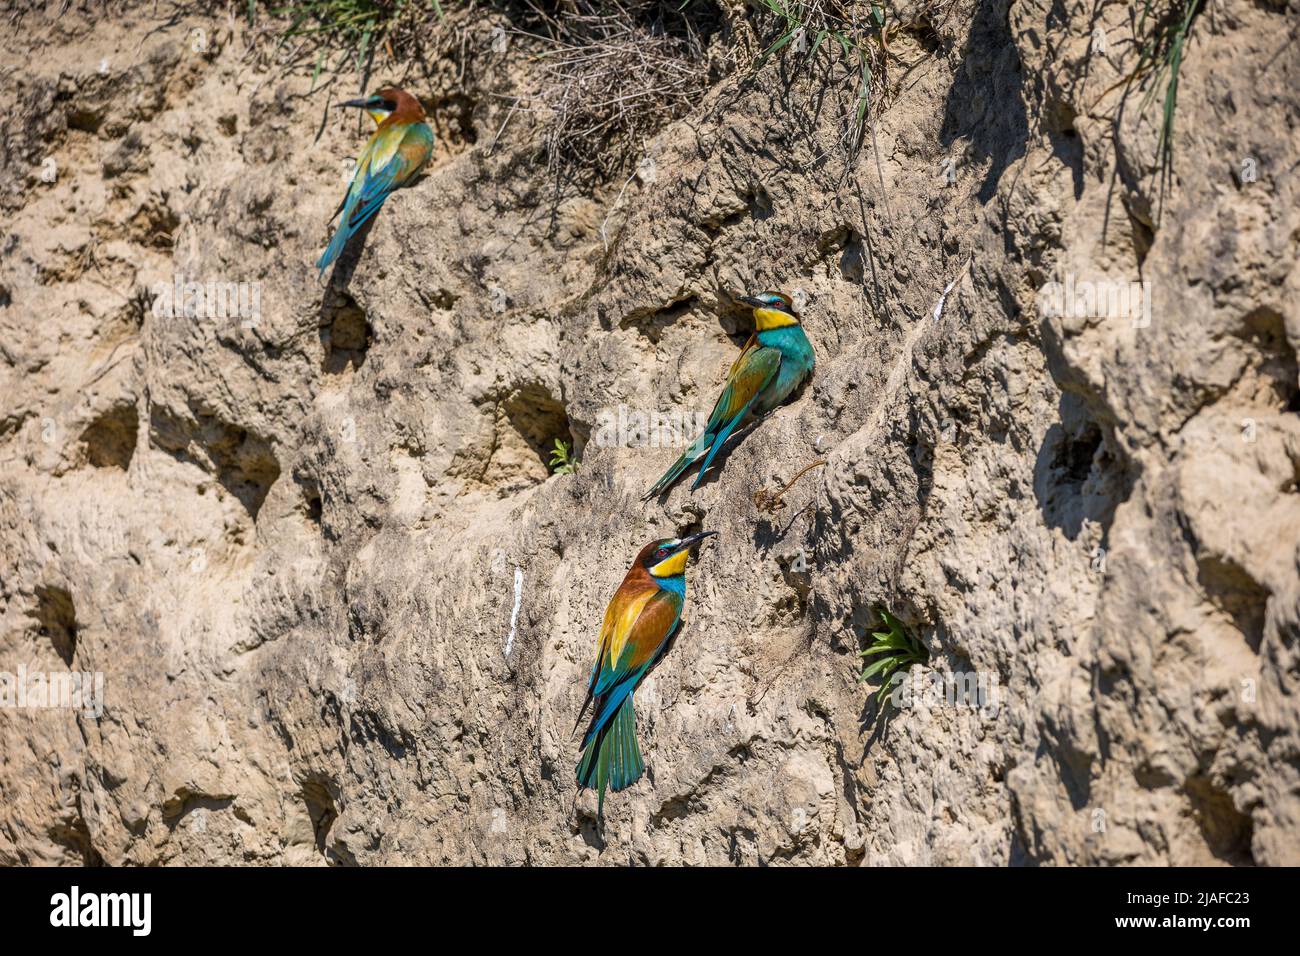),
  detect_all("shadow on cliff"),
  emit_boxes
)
[316,216,380,372]
[939,0,1029,206]
[319,213,379,292]
[859,694,899,750]
[1032,378,1132,542]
